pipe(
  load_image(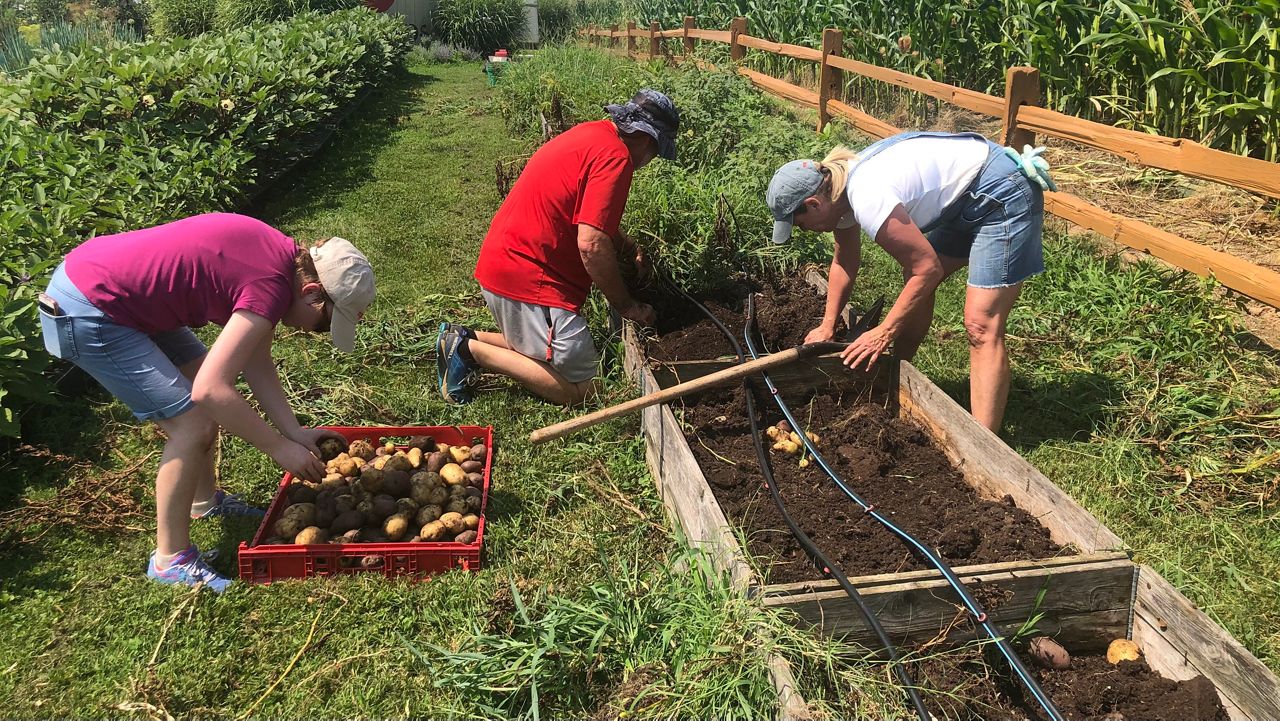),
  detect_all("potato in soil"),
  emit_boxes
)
[318,437,347,461]
[294,526,330,544]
